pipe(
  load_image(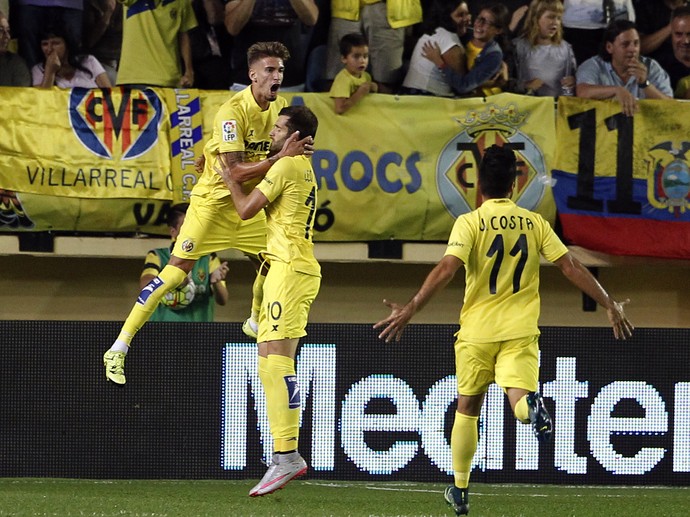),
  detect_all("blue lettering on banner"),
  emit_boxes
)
[312,150,422,194]
[137,277,164,305]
